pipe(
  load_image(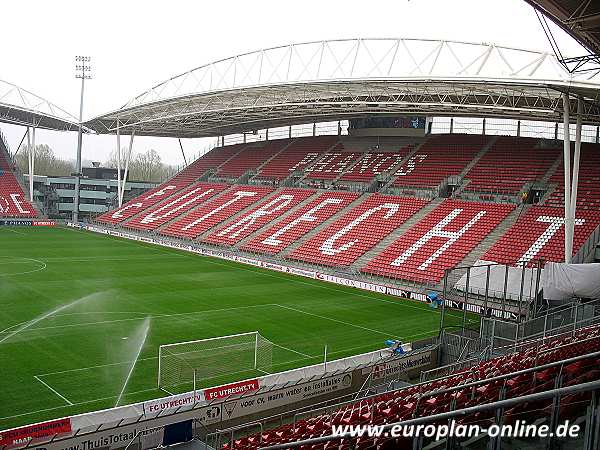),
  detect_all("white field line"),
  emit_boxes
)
[0,386,159,421]
[72,226,462,319]
[275,304,403,339]
[33,375,74,406]
[0,257,47,277]
[13,332,438,423]
[2,228,26,235]
[0,303,279,335]
[270,341,313,358]
[0,312,152,334]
